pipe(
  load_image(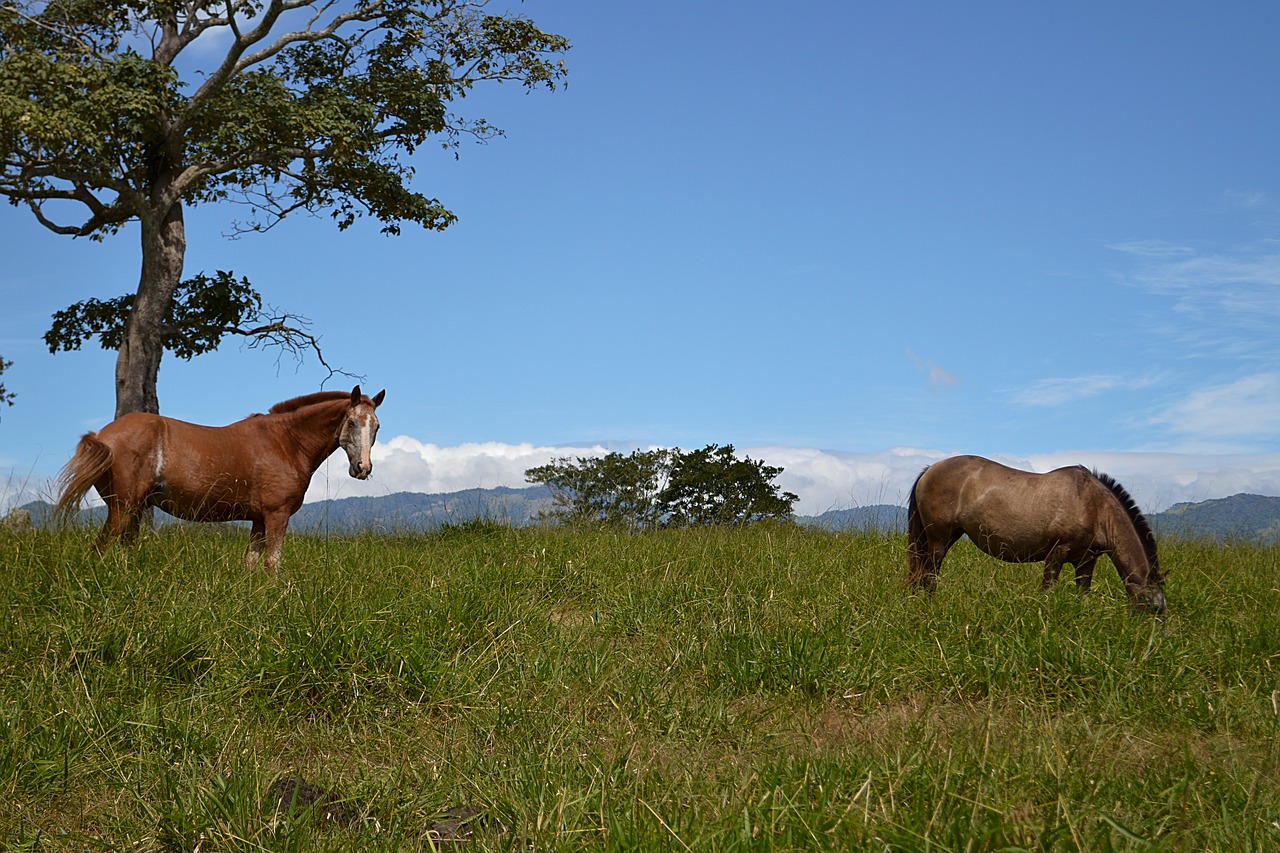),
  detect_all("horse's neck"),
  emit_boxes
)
[1101,499,1148,574]
[275,402,345,469]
